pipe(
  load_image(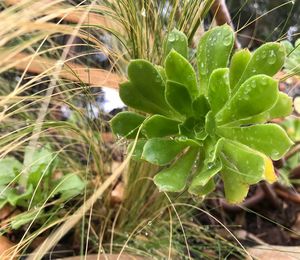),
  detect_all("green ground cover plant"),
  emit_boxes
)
[111,25,293,203]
